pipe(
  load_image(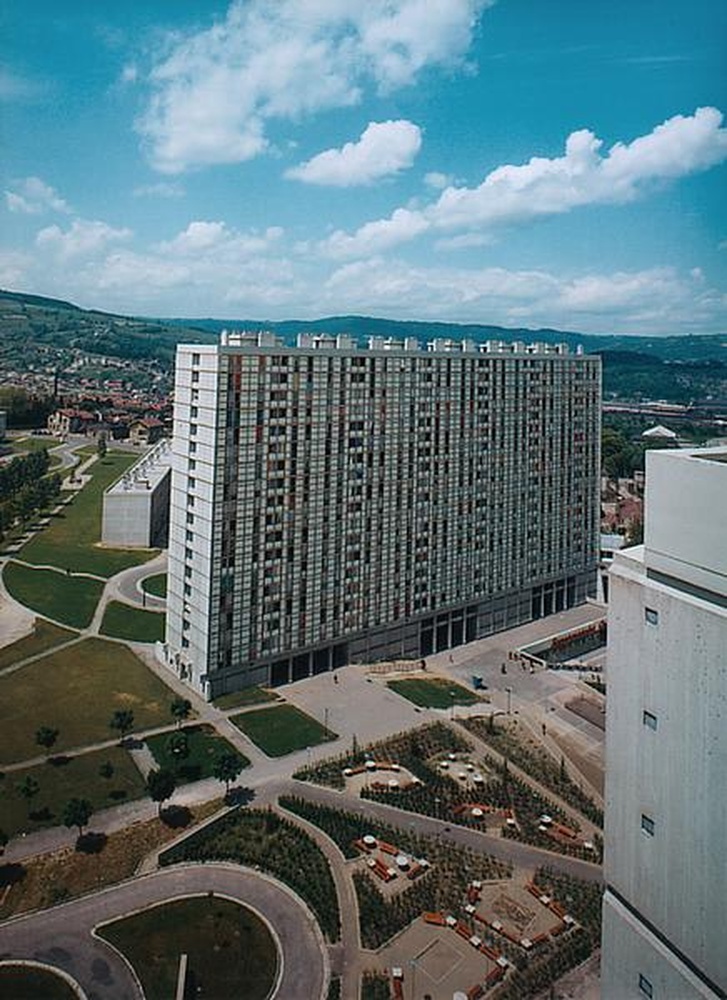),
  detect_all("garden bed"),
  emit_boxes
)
[461,716,603,827]
[160,807,340,941]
